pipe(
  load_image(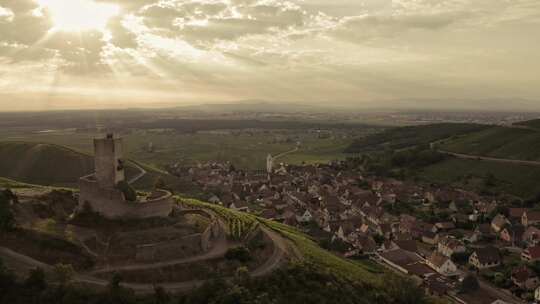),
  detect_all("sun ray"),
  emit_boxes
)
[36,0,119,33]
